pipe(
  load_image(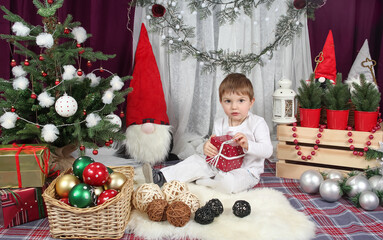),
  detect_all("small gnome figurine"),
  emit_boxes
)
[118,23,178,165]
